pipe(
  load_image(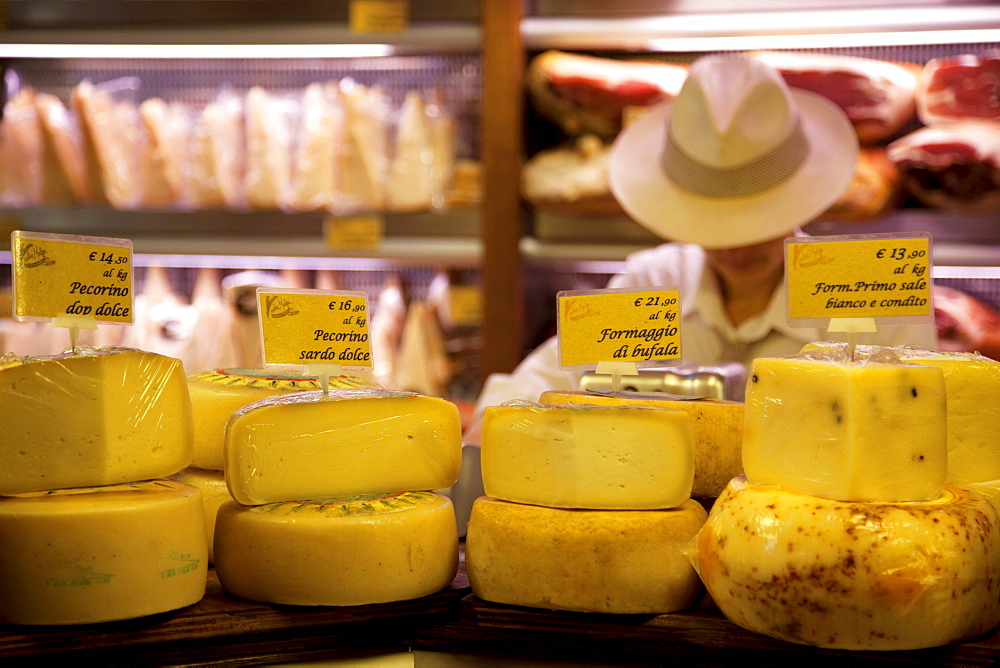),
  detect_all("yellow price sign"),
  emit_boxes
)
[349,0,408,33]
[785,234,932,325]
[323,215,384,251]
[11,231,133,324]
[257,289,372,369]
[557,288,682,368]
[448,285,483,326]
